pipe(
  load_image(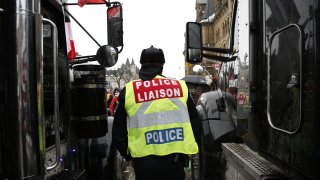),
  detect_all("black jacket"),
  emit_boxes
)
[112,79,202,161]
